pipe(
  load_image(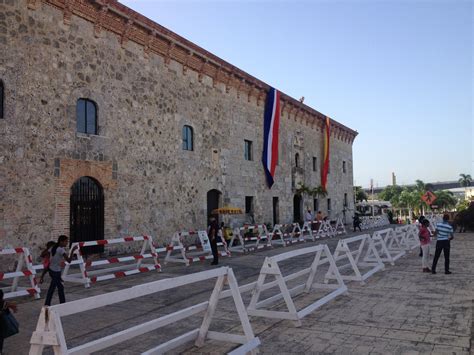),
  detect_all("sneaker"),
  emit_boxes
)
[445,271,452,274]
